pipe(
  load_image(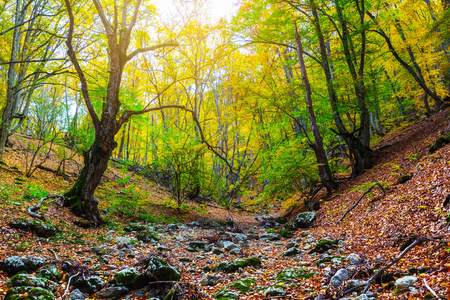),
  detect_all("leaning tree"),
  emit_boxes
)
[63,0,218,226]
